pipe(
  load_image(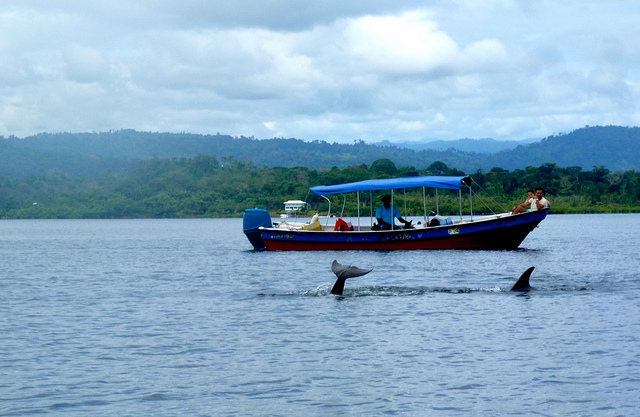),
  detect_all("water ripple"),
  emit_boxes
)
[1,216,639,416]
